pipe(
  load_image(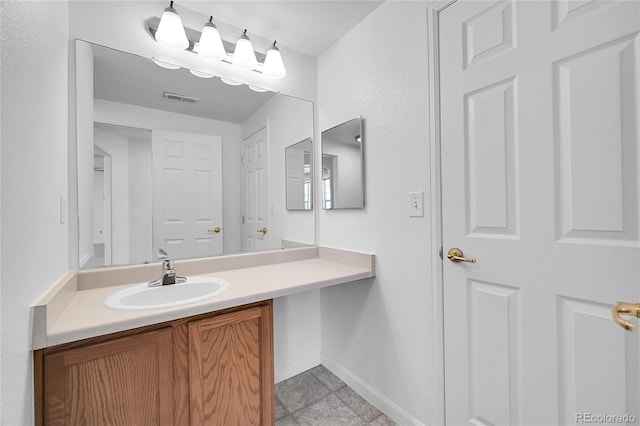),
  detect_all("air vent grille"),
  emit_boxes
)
[162,92,199,104]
